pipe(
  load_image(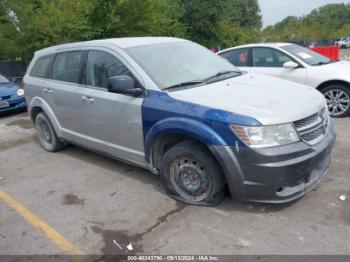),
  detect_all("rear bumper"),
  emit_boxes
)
[211,119,336,203]
[0,97,26,113]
